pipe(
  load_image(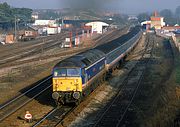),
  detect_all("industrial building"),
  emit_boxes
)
[141,11,165,30]
[150,17,165,30]
[85,21,109,34]
[18,27,38,41]
[33,20,56,26]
